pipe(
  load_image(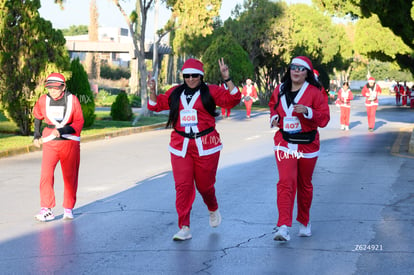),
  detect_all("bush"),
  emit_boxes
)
[128,94,141,107]
[66,58,96,127]
[110,91,133,121]
[100,64,131,80]
[95,89,116,107]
